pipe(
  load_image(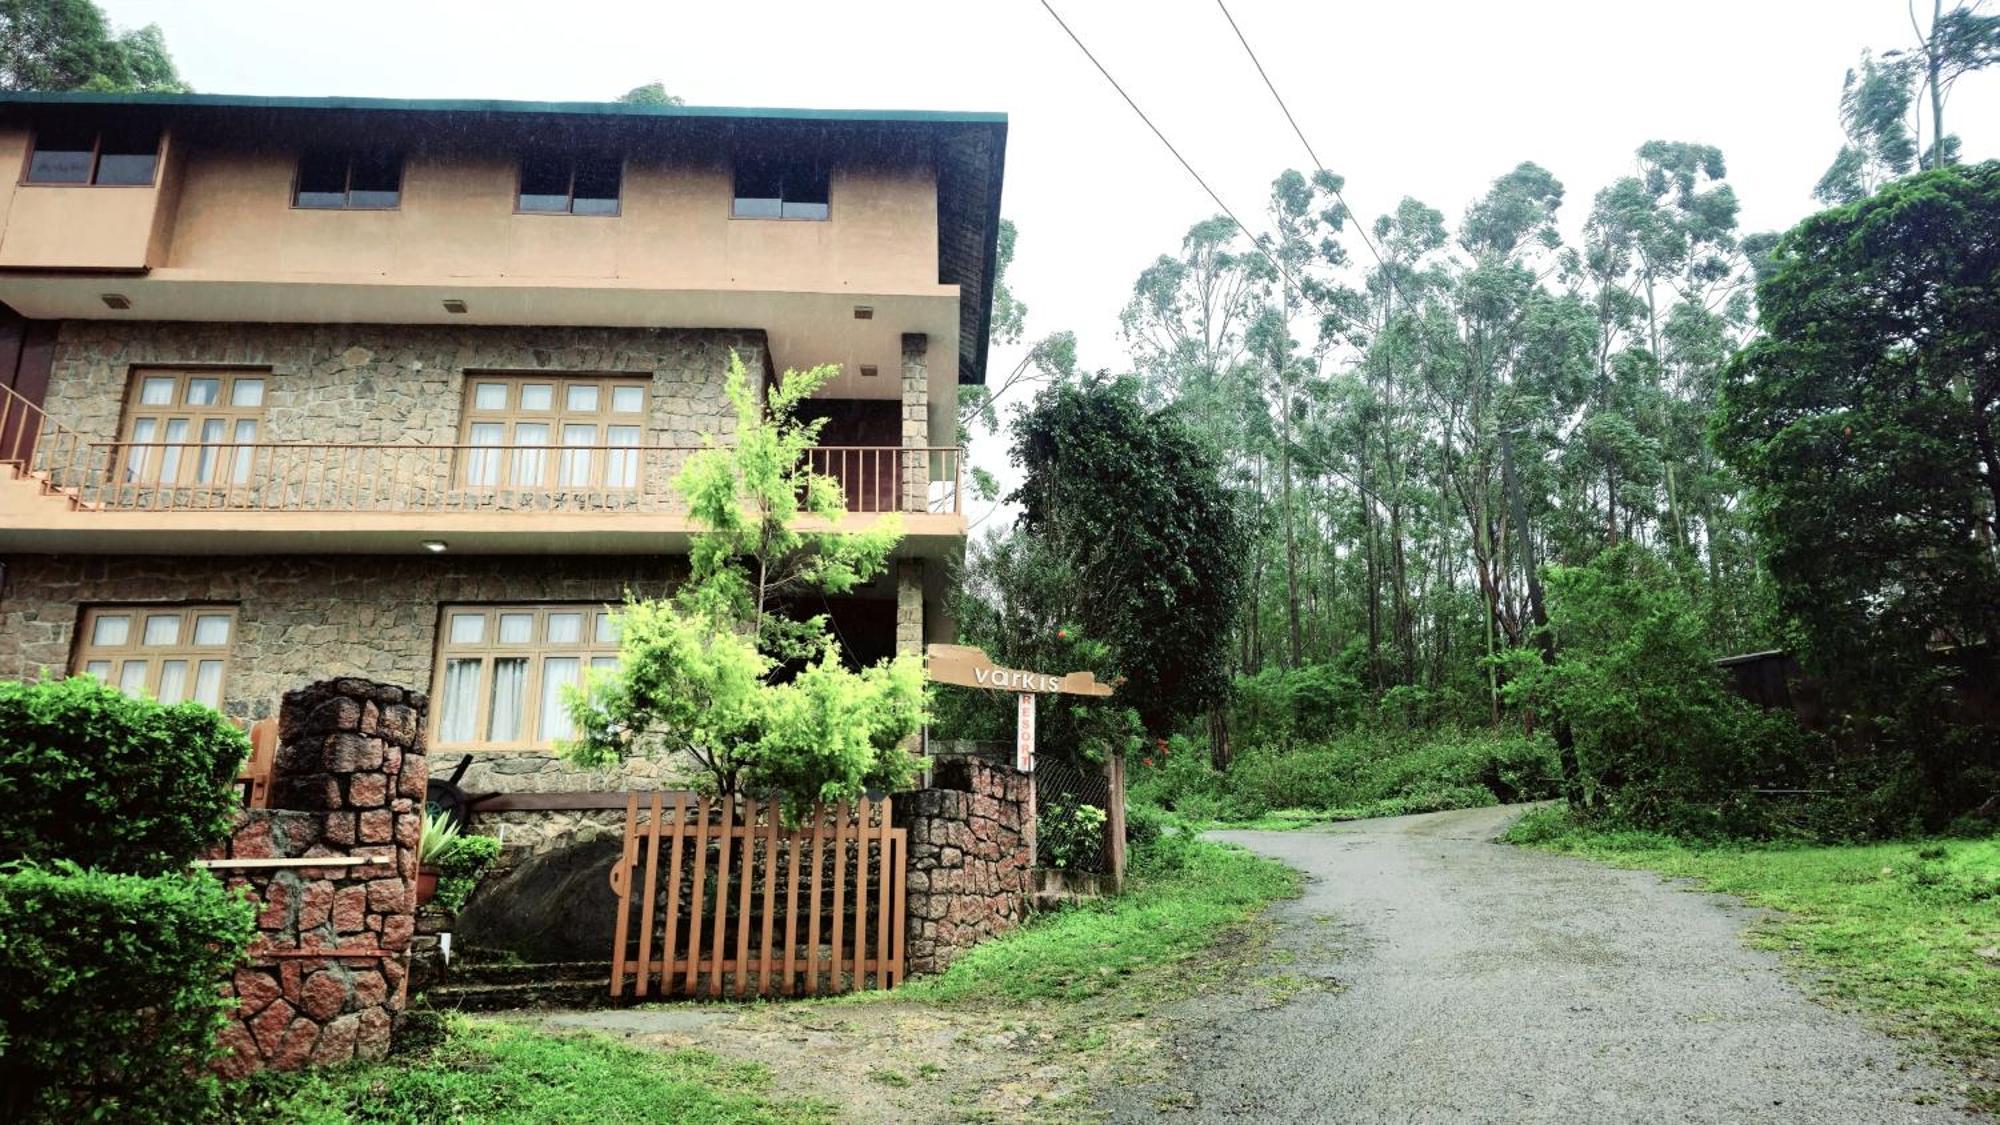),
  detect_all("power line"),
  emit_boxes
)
[1212,0,1388,277]
[1035,0,1321,309]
